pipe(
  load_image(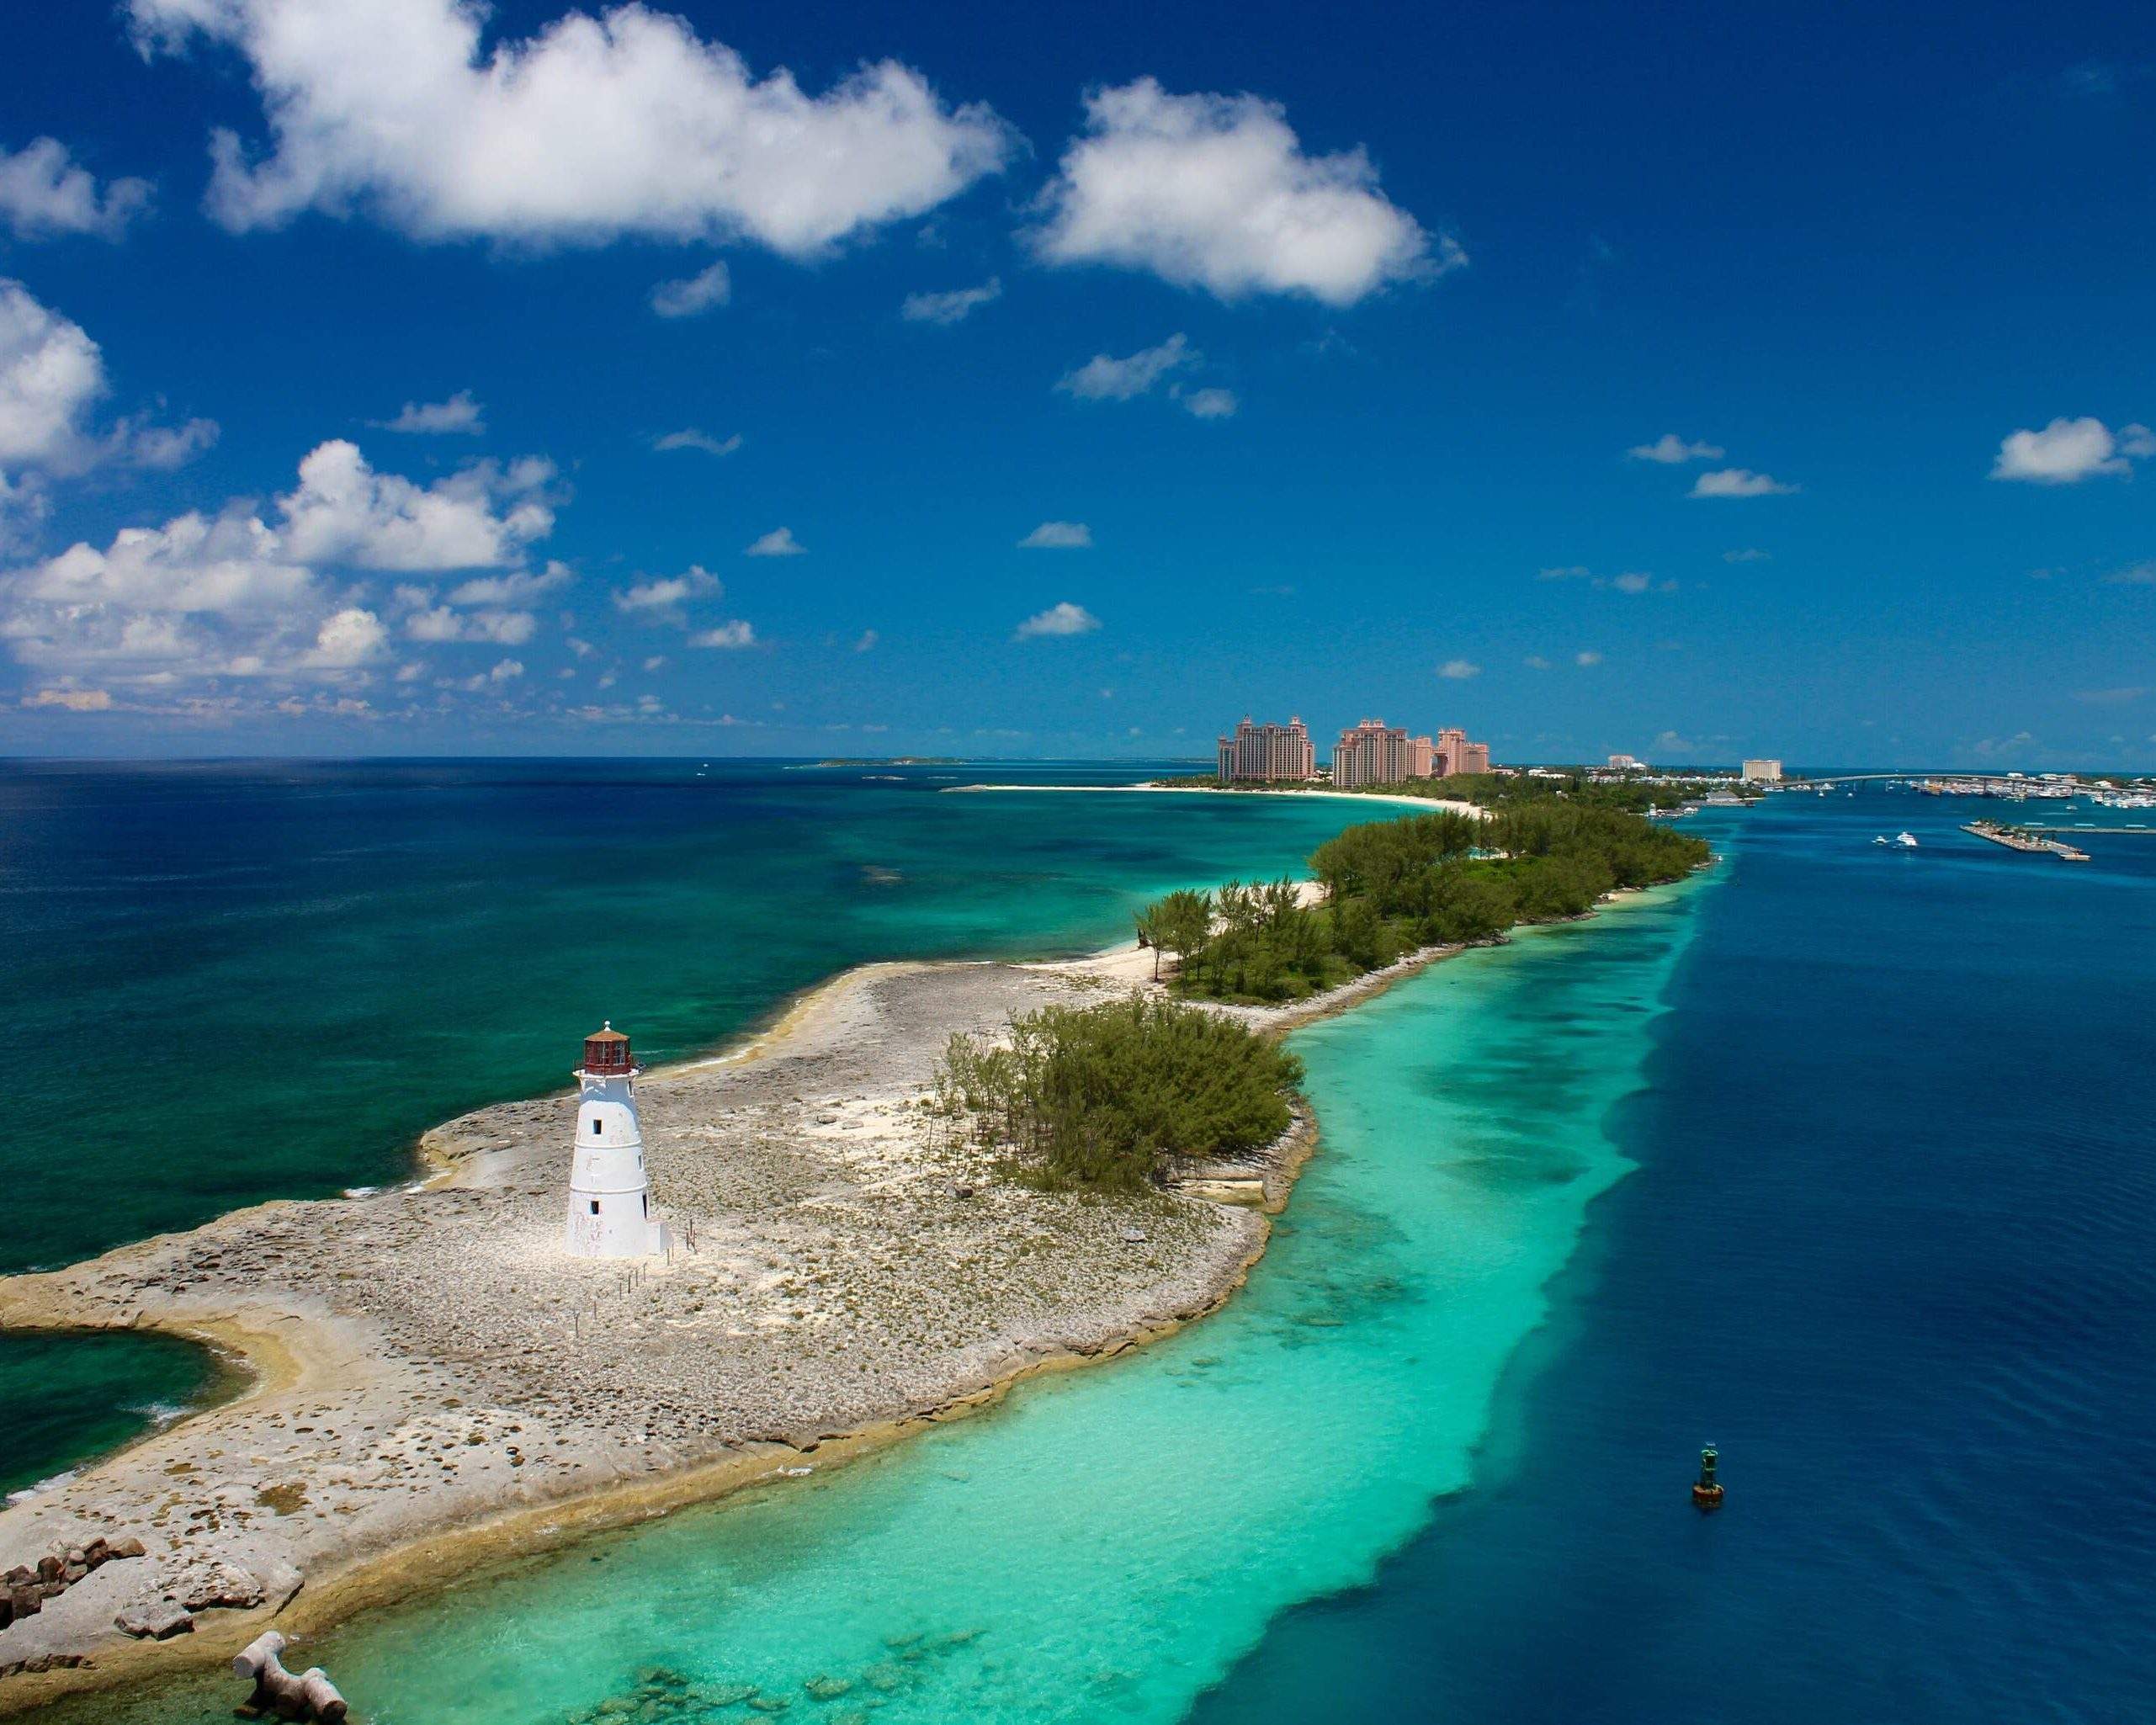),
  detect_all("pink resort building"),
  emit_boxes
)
[1217,715,1317,783]
[1330,719,1494,785]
